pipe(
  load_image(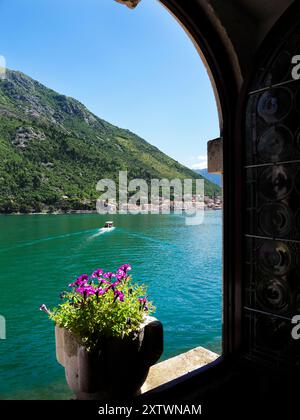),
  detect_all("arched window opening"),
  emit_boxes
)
[0,0,224,399]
